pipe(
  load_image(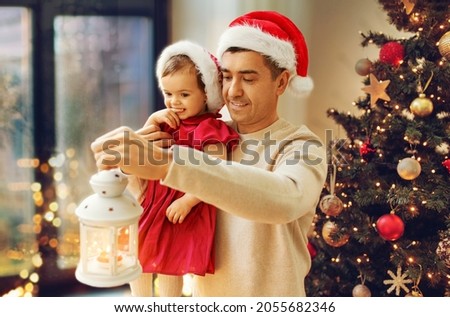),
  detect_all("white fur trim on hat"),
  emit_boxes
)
[156,40,224,112]
[217,25,313,96]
